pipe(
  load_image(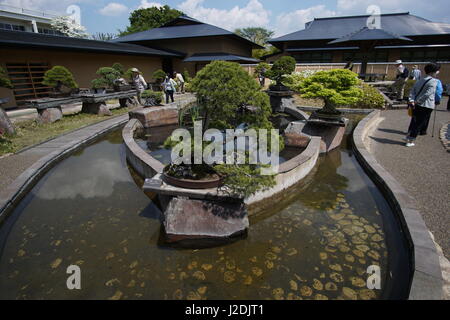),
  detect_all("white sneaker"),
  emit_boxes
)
[405,142,415,147]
